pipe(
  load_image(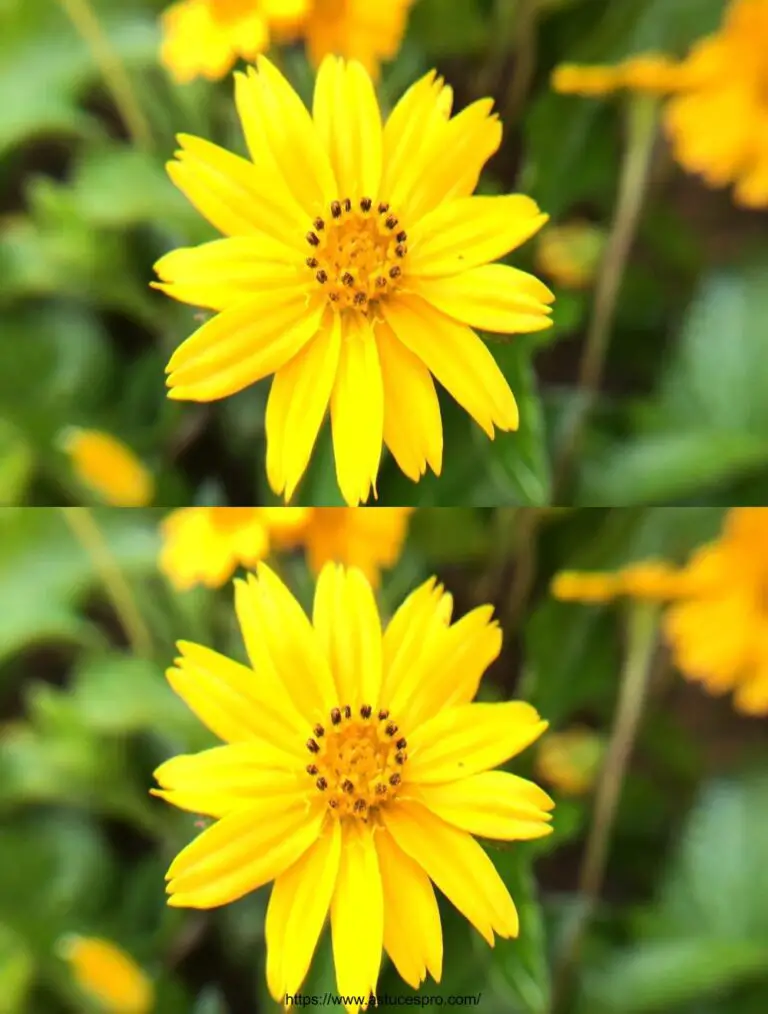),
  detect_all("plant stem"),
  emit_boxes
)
[61,508,153,659]
[551,601,659,1013]
[57,0,153,152]
[553,95,659,500]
